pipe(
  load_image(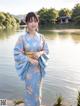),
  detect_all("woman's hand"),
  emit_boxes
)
[29,57,38,65]
[28,51,45,64]
[33,51,44,59]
